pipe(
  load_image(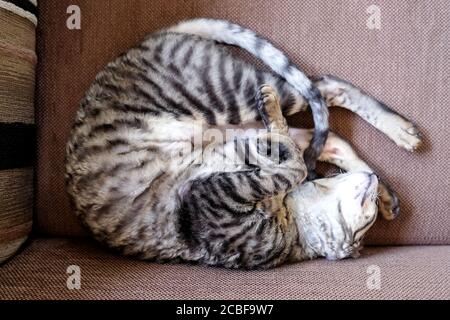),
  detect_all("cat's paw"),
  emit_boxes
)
[256,84,288,134]
[256,84,280,115]
[381,116,423,152]
[377,181,400,220]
